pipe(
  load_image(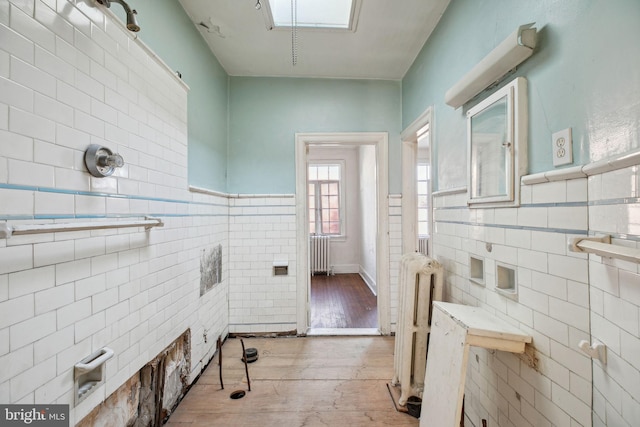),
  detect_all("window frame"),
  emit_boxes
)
[262,0,361,32]
[416,162,430,237]
[308,161,346,237]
